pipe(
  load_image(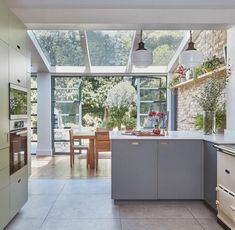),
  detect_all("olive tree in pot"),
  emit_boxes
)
[105,81,136,130]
